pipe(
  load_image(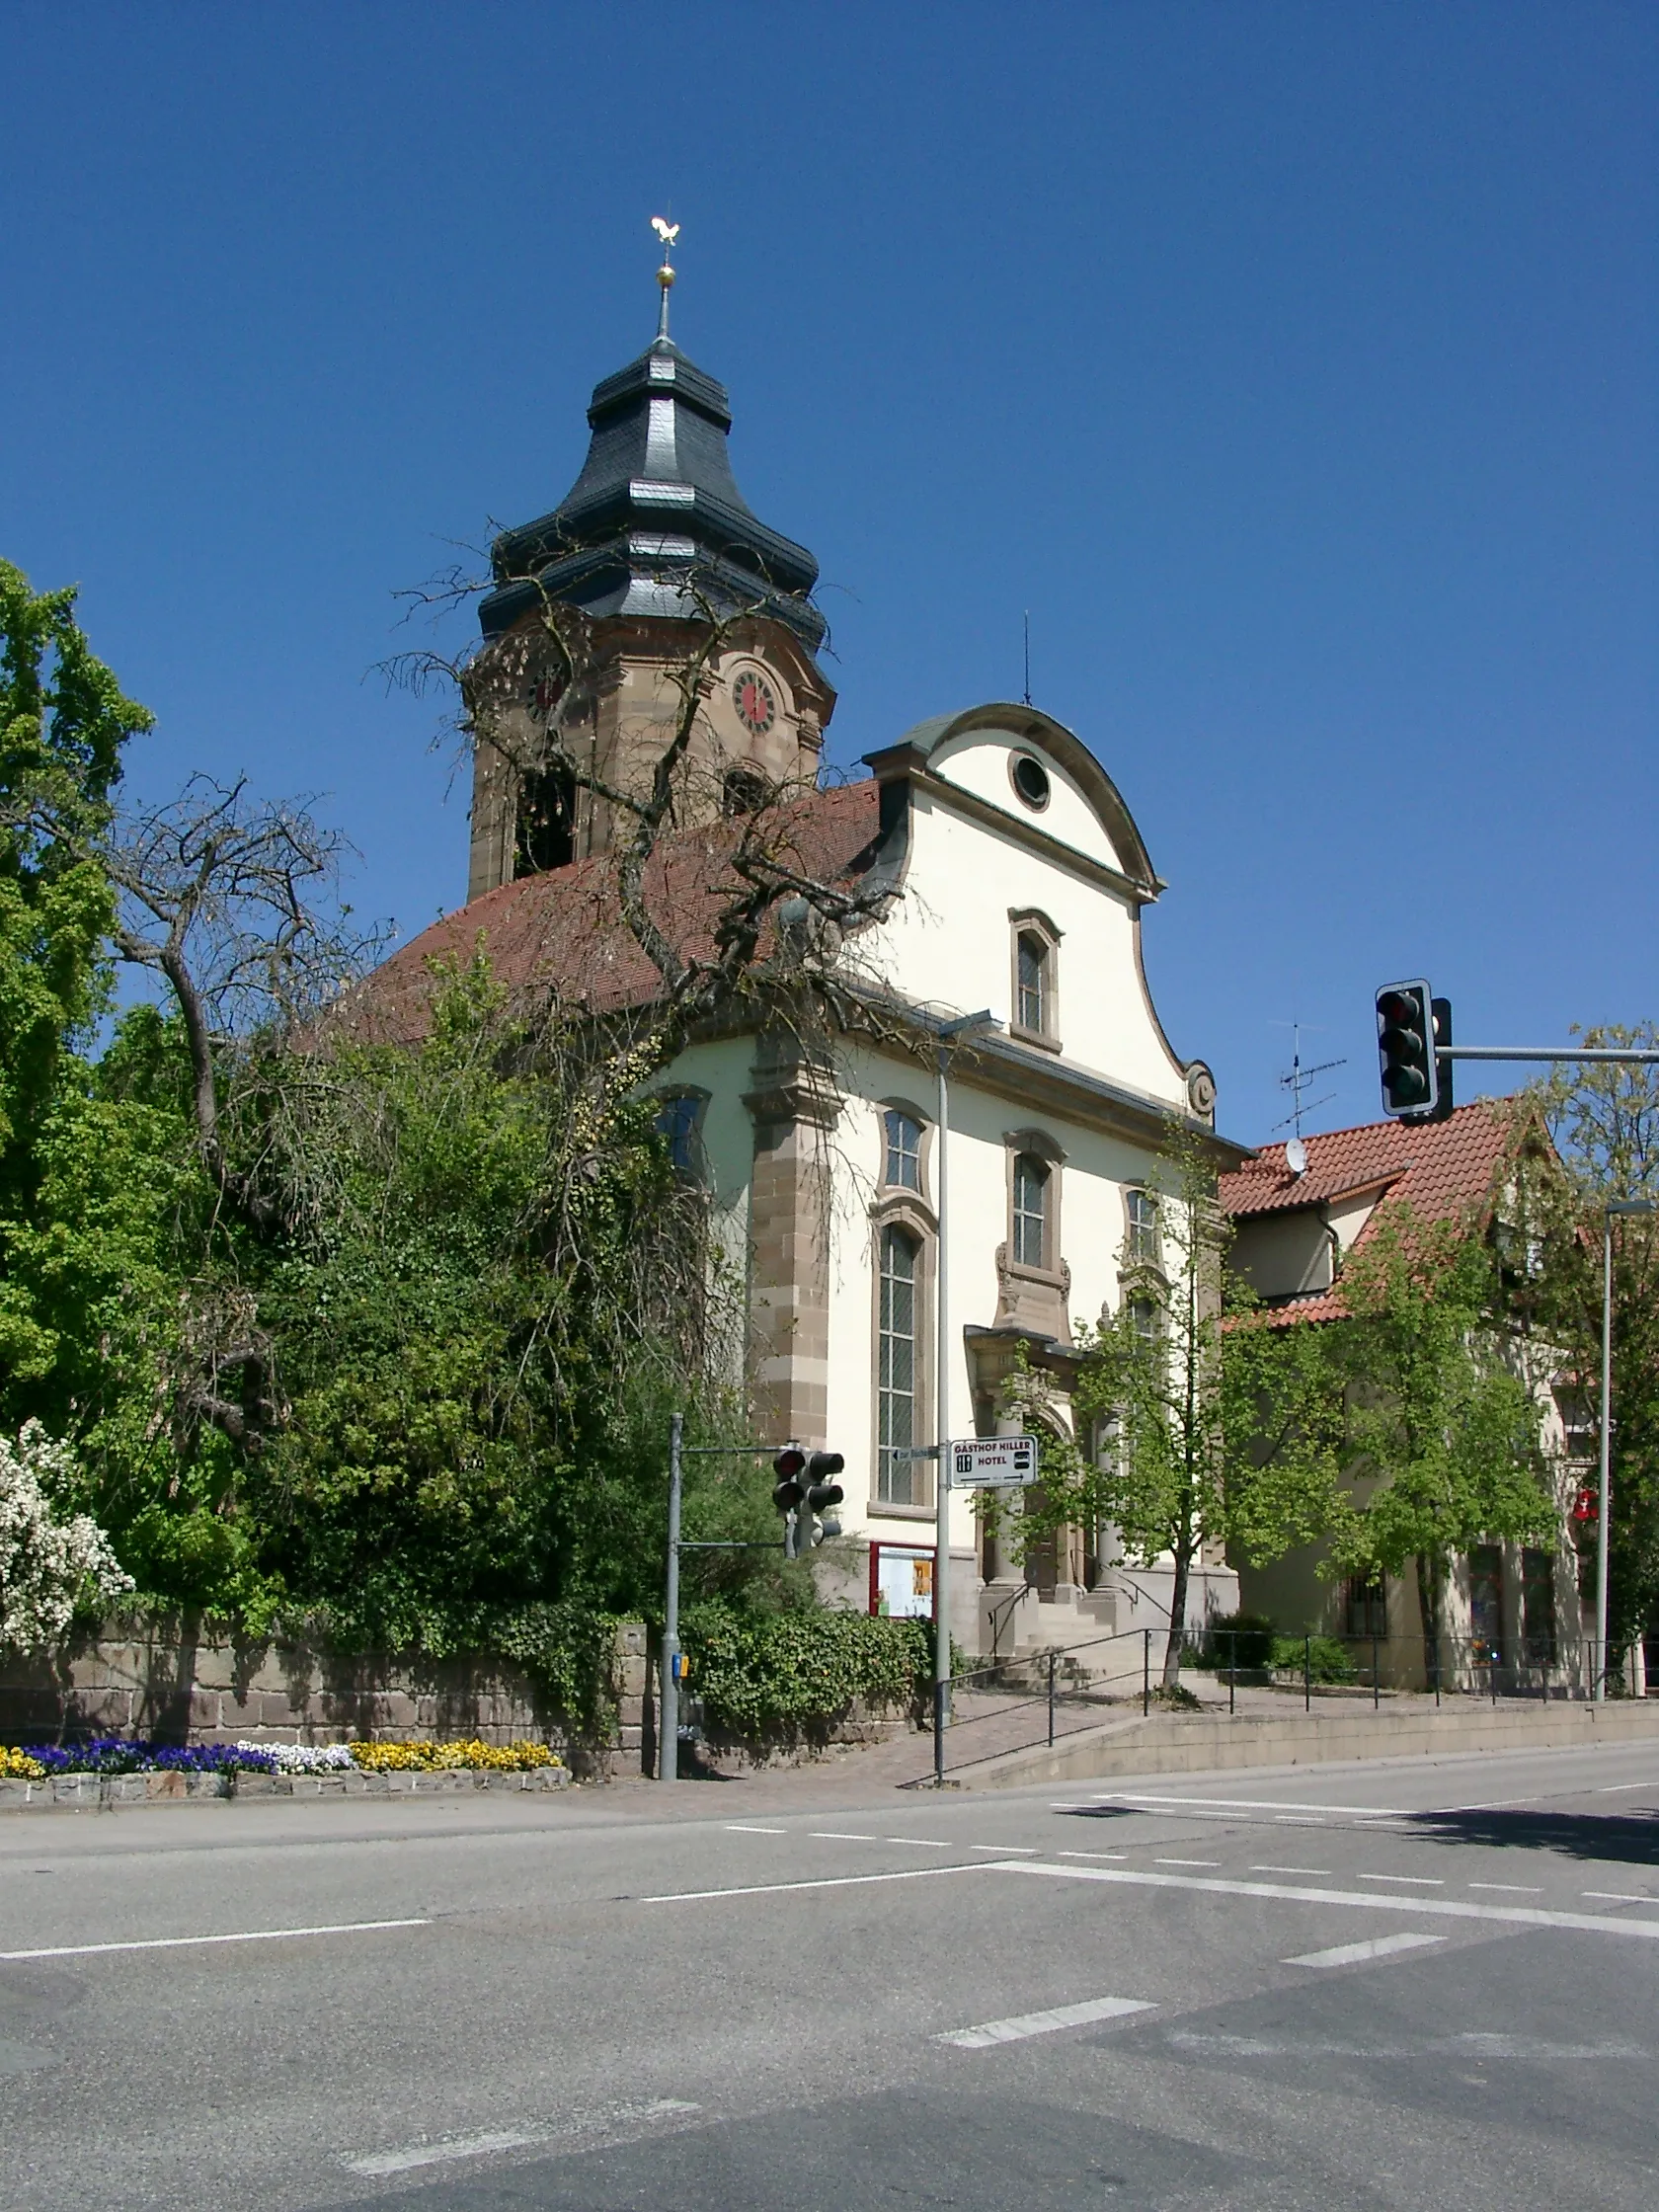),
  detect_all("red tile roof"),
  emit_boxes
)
[1220,1100,1522,1326]
[341,780,886,1045]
